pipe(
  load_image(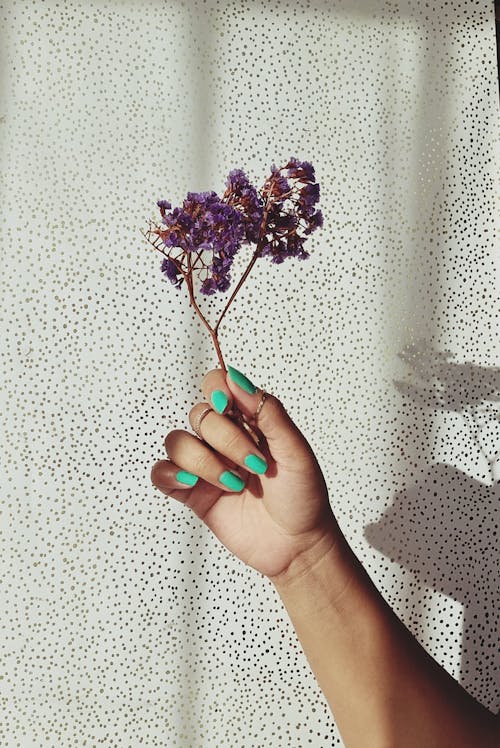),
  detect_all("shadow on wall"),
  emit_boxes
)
[364,340,500,712]
[393,340,500,481]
